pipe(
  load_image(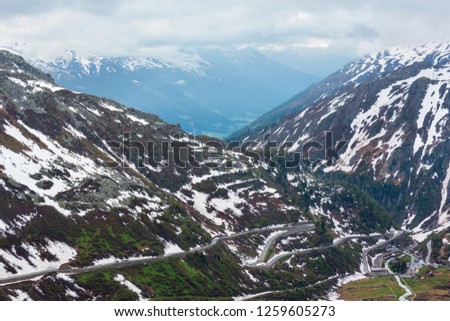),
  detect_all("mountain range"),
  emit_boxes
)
[232,42,450,240]
[0,42,449,301]
[0,49,398,300]
[24,47,319,138]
